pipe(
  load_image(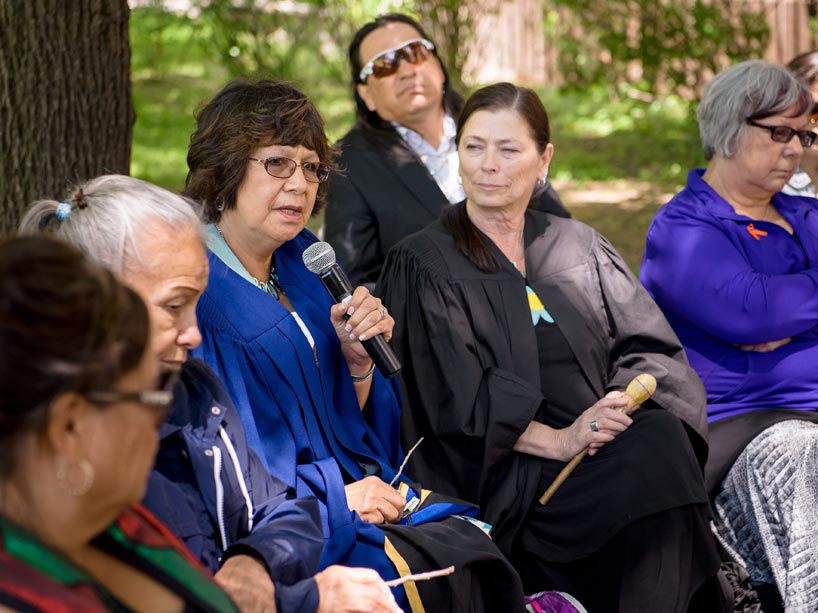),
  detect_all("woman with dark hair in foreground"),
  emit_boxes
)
[0,235,237,612]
